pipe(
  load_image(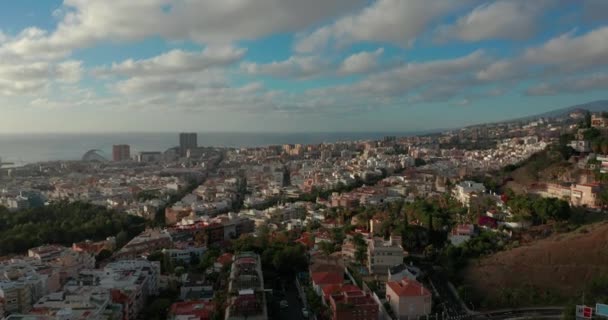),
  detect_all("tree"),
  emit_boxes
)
[116,231,129,248]
[355,246,367,265]
[583,111,592,128]
[95,249,112,263]
[318,241,336,255]
[601,139,608,155]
